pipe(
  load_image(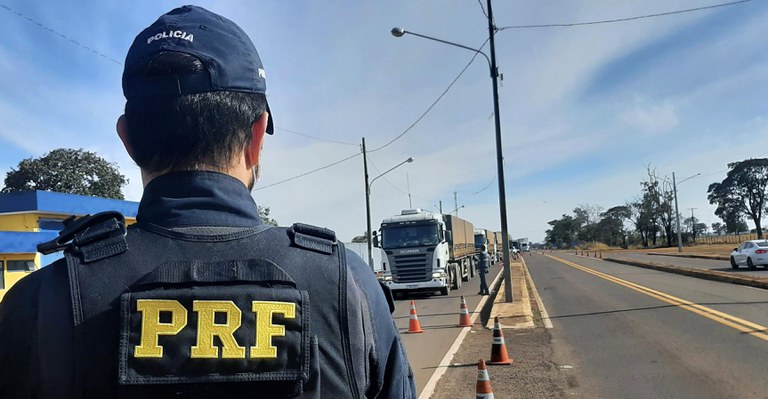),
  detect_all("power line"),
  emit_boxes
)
[0,4,123,65]
[368,37,491,153]
[469,174,497,195]
[497,0,753,30]
[477,0,489,19]
[254,151,362,190]
[275,127,358,146]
